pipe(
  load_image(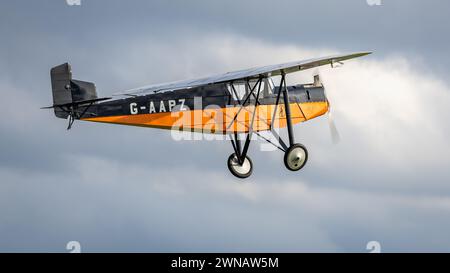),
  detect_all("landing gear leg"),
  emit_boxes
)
[279,73,309,171]
[226,78,264,179]
[228,132,253,179]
